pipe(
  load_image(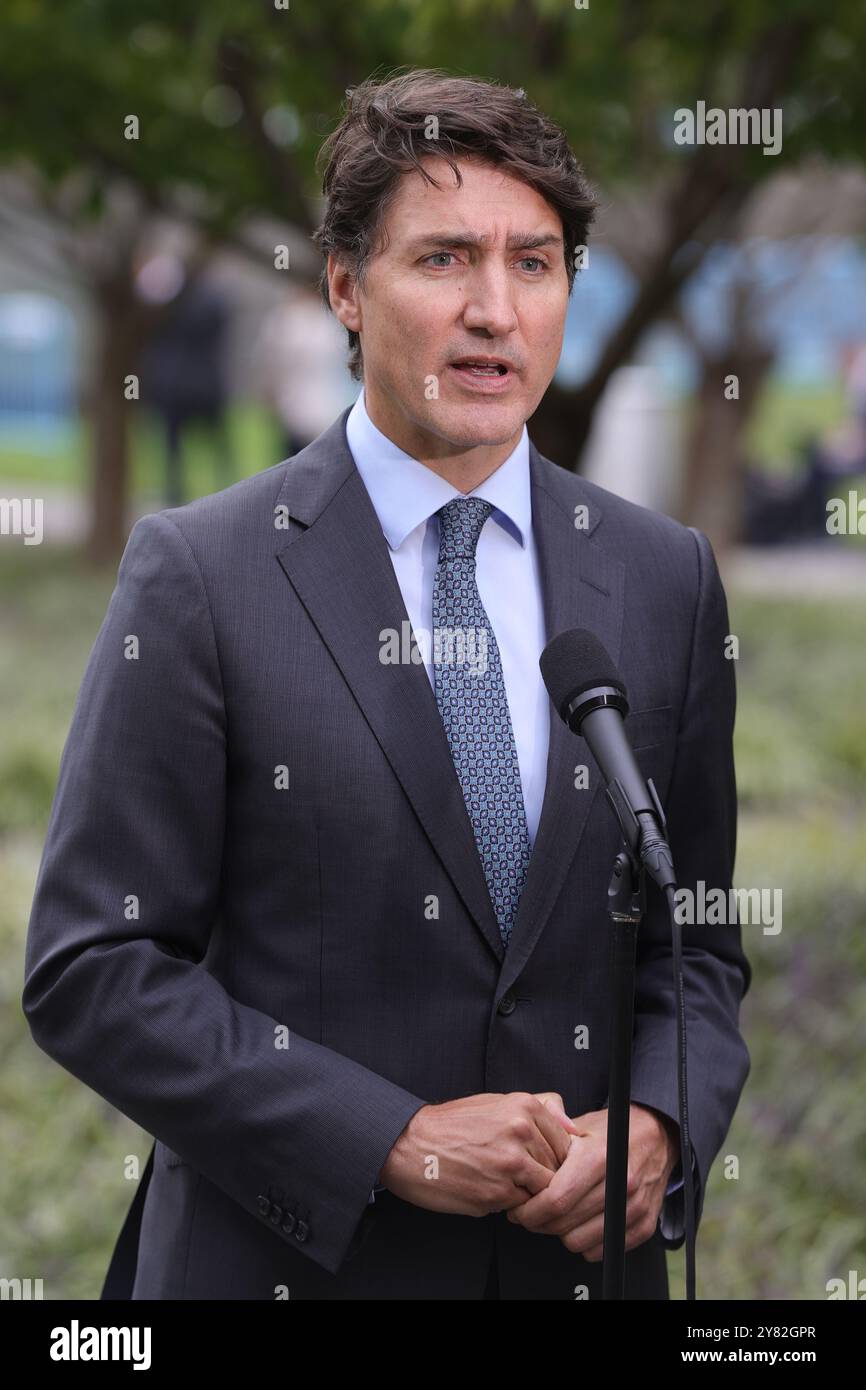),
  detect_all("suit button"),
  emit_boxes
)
[281,1211,296,1235]
[497,991,517,1016]
[269,1204,284,1225]
[257,1195,271,1218]
[295,1219,309,1243]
